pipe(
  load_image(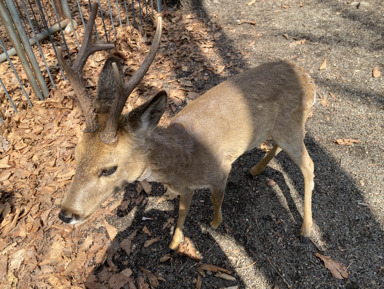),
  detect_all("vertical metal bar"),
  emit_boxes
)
[123,0,130,26]
[0,0,45,100]
[37,0,72,64]
[157,0,161,13]
[0,78,17,113]
[60,0,72,19]
[0,38,32,106]
[51,0,79,49]
[60,0,81,49]
[138,0,143,27]
[20,0,56,90]
[76,0,86,32]
[4,0,49,99]
[144,0,149,23]
[98,0,109,42]
[107,0,116,40]
[27,0,43,32]
[131,0,137,28]
[115,0,122,26]
[36,0,66,80]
